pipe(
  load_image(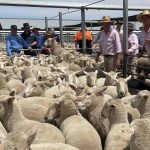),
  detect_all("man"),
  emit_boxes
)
[32,26,42,48]
[74,26,93,54]
[48,27,60,43]
[126,23,139,78]
[115,20,123,47]
[21,23,38,56]
[40,30,53,55]
[96,16,122,72]
[6,25,30,56]
[137,10,150,57]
